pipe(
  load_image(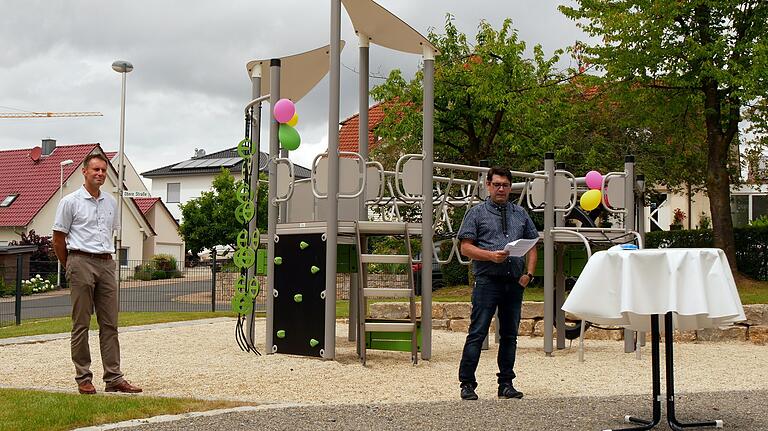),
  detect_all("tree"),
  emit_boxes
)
[178,169,267,256]
[560,0,768,270]
[370,16,570,172]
